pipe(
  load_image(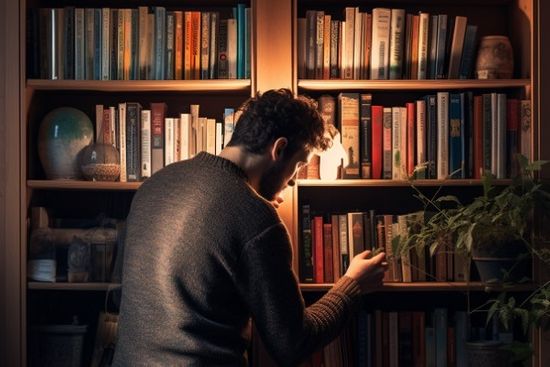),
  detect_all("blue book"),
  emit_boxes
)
[244,7,251,79]
[449,93,464,178]
[131,9,139,80]
[154,7,166,80]
[93,9,102,80]
[429,15,439,79]
[236,4,246,79]
[455,311,468,367]
[434,308,448,367]
[459,25,478,79]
